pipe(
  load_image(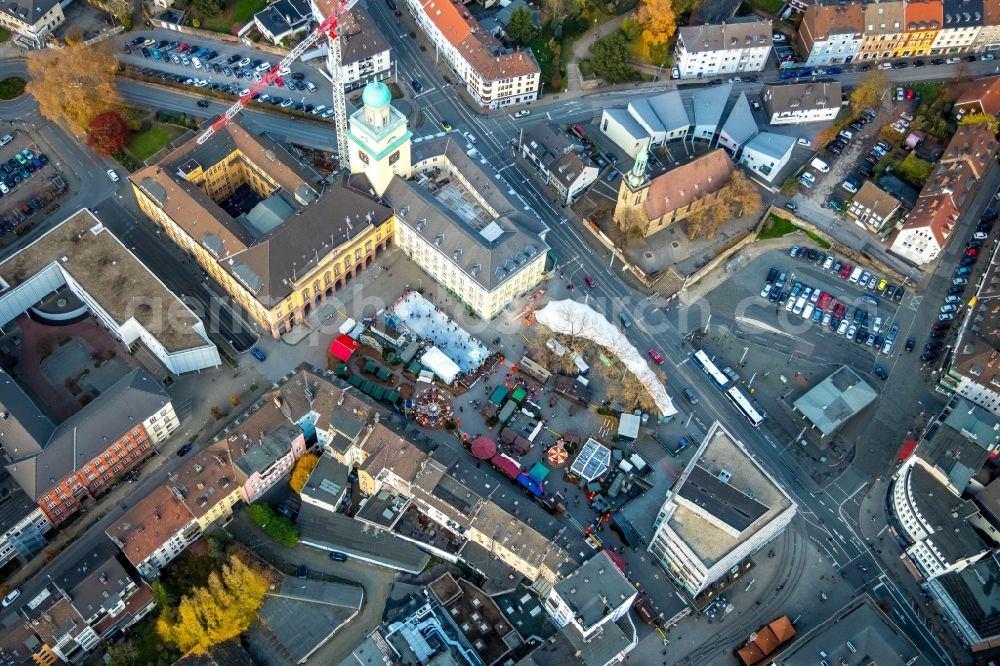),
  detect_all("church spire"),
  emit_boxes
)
[626,139,651,190]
